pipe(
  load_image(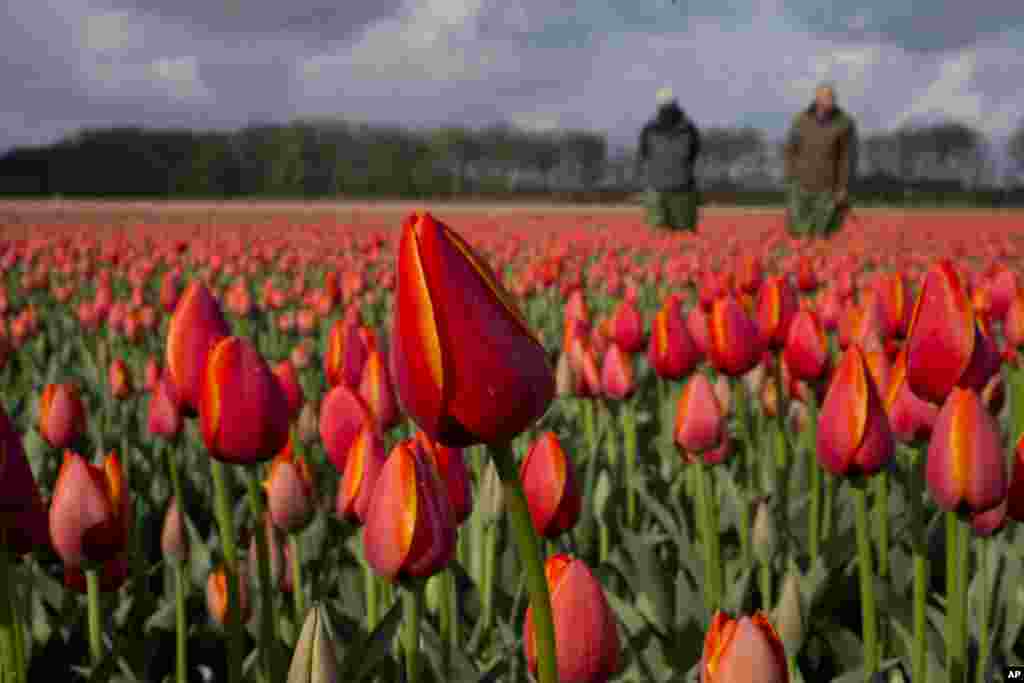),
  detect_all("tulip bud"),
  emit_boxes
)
[319,383,375,473]
[287,604,340,683]
[675,374,724,461]
[648,294,700,380]
[756,276,798,350]
[49,451,130,569]
[391,212,554,448]
[751,498,776,567]
[478,458,504,523]
[600,343,635,400]
[884,349,937,444]
[520,432,582,538]
[687,305,711,357]
[708,296,763,376]
[610,299,644,353]
[555,352,576,397]
[970,500,1007,537]
[265,438,317,533]
[144,357,162,392]
[165,281,231,415]
[415,431,473,525]
[296,402,319,445]
[274,360,305,423]
[783,309,829,383]
[773,572,805,656]
[207,563,251,626]
[200,337,291,464]
[524,555,619,683]
[336,425,388,524]
[926,387,1007,516]
[700,610,788,683]
[108,358,132,399]
[816,345,894,478]
[362,438,456,581]
[148,371,183,440]
[38,383,86,450]
[161,495,189,564]
[358,349,399,432]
